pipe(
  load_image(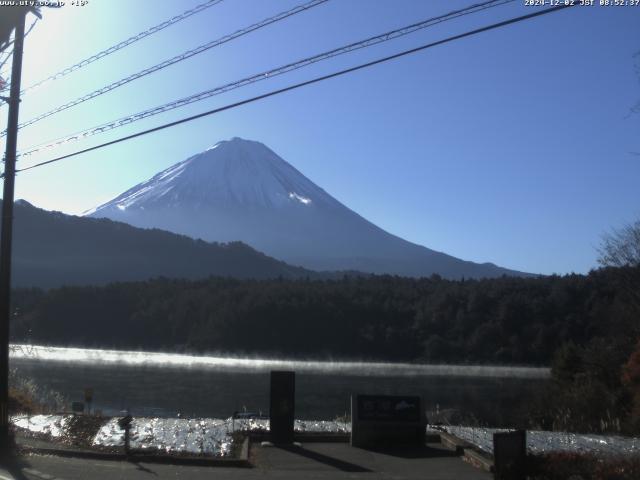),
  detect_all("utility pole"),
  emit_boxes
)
[0,10,26,456]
